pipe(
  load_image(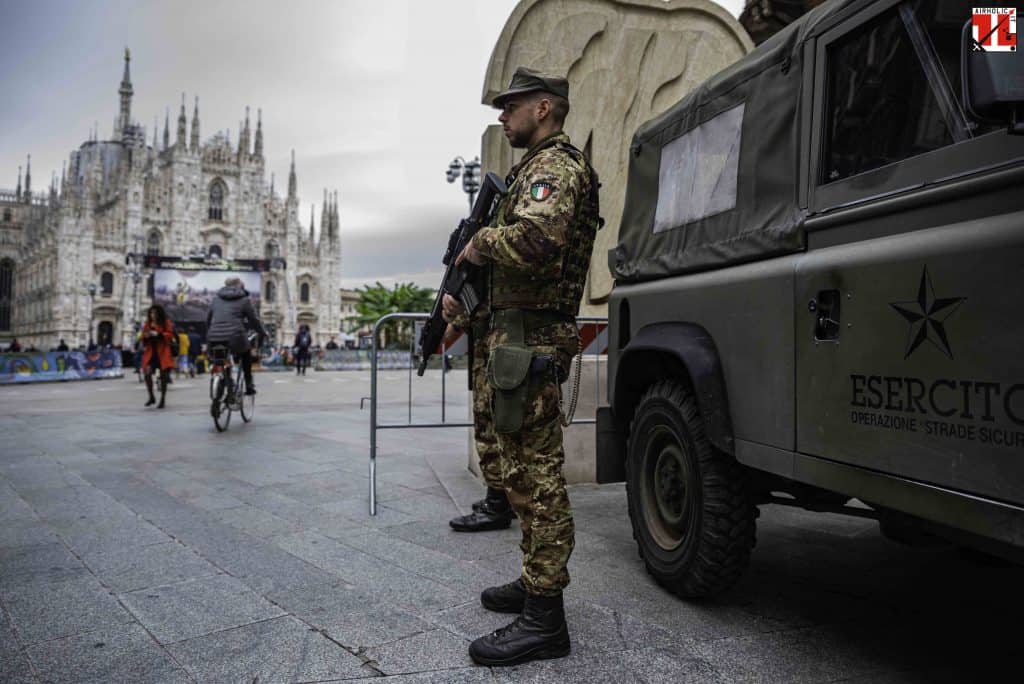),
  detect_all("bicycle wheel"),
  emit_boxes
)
[238,366,255,422]
[210,374,232,432]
